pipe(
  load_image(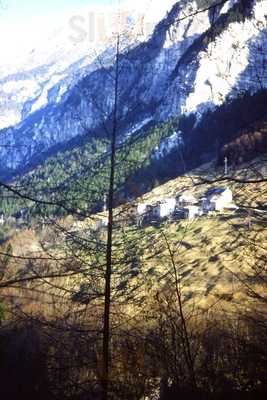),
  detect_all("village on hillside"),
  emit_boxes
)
[92,186,238,231]
[133,186,238,226]
[46,185,240,245]
[0,185,238,235]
